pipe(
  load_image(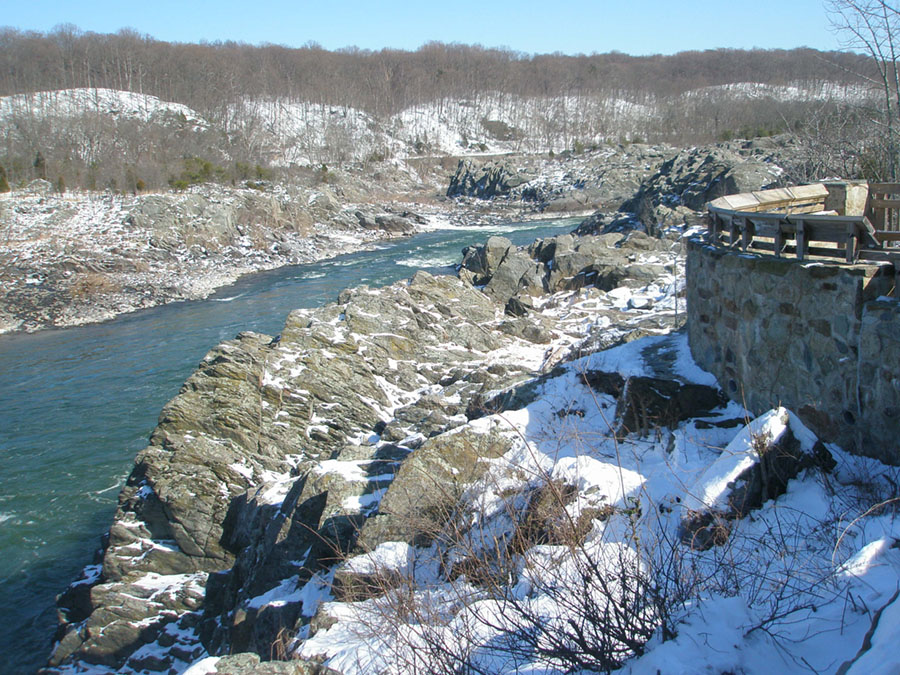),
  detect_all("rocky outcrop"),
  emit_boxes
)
[680,408,835,550]
[580,370,727,438]
[45,270,522,670]
[445,145,676,213]
[443,139,797,236]
[446,159,529,199]
[458,229,674,312]
[45,212,688,672]
[620,138,796,228]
